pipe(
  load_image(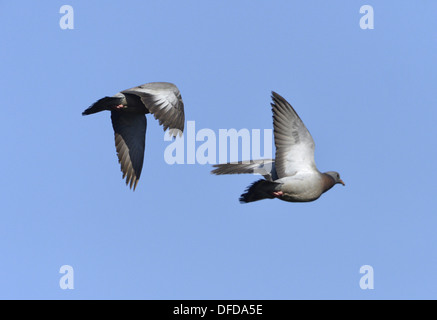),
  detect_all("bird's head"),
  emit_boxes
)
[325,171,345,186]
